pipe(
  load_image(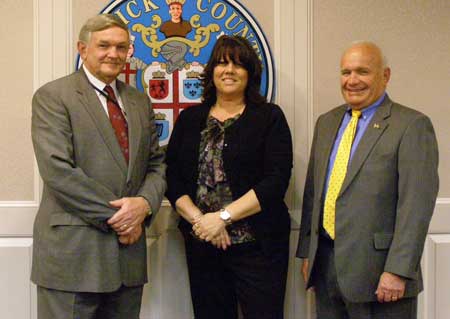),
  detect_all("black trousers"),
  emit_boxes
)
[312,236,417,319]
[183,234,289,319]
